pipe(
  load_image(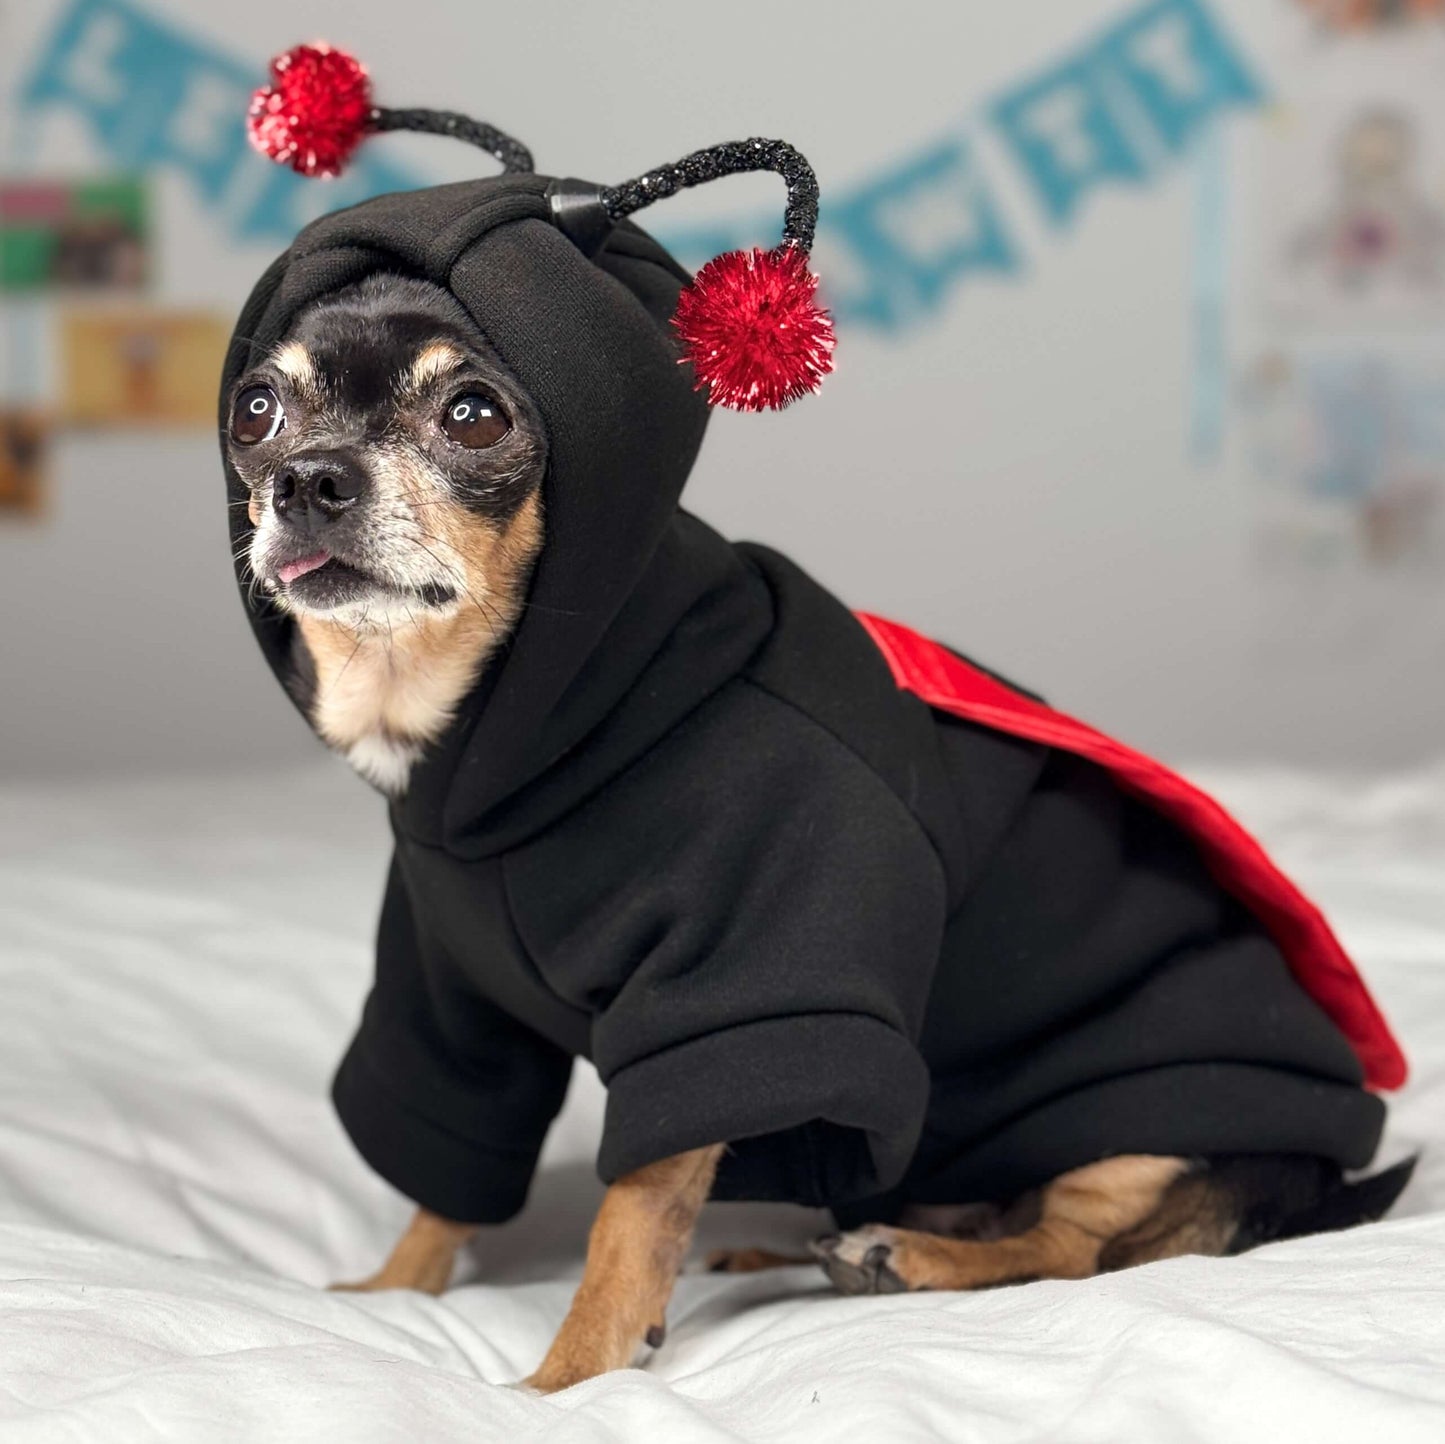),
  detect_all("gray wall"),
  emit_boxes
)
[2,0,1442,777]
